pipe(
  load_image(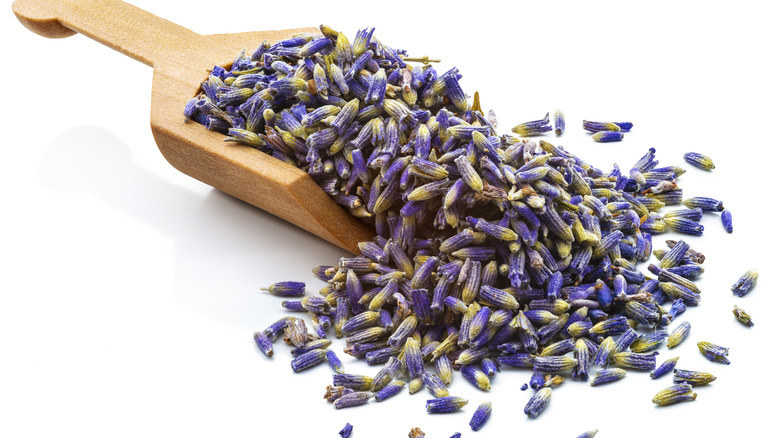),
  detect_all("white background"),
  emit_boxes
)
[2,1,779,437]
